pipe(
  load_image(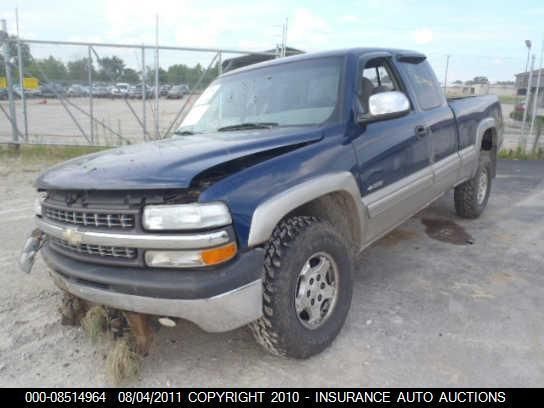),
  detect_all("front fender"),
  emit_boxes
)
[247,172,365,247]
